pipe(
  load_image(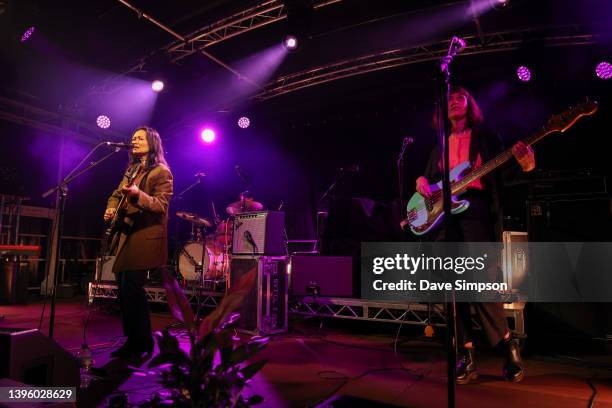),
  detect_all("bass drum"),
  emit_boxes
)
[178,241,212,282]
